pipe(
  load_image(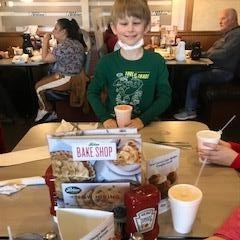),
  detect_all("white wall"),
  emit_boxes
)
[171,0,186,30]
[192,0,240,31]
